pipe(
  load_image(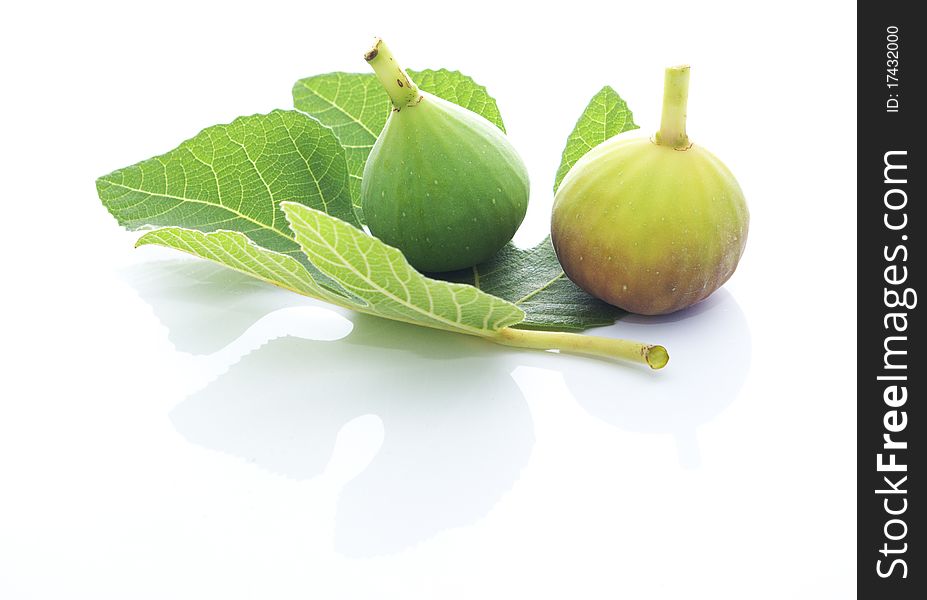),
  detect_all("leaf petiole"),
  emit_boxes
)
[491,327,669,370]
